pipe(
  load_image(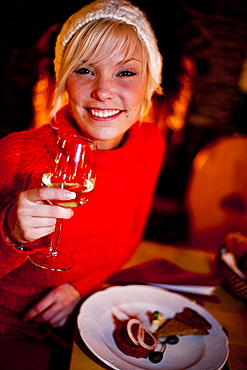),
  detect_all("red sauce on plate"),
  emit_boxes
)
[112,315,156,359]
